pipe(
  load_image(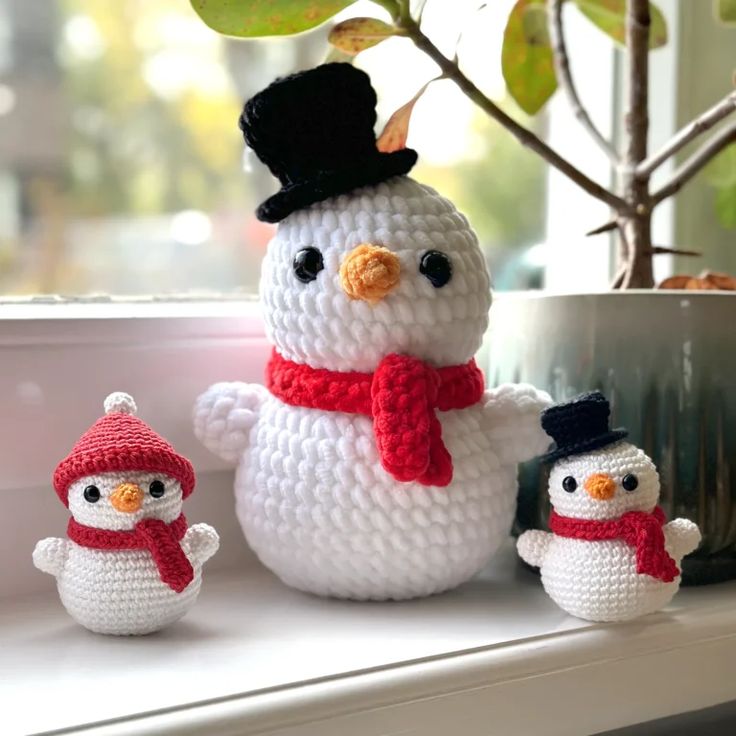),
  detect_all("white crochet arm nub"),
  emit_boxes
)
[664,517,702,561]
[183,523,220,567]
[482,384,553,465]
[193,382,268,464]
[517,530,552,568]
[32,537,69,577]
